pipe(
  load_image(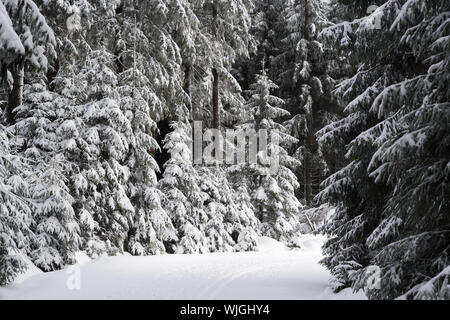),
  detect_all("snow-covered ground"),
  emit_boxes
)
[0,235,366,300]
